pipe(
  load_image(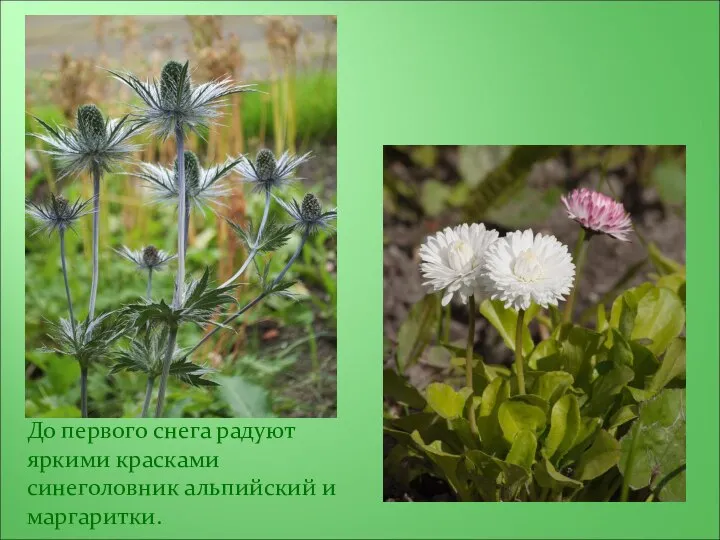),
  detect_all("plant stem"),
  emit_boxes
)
[154,326,178,418]
[465,296,478,435]
[80,366,88,418]
[563,227,588,323]
[220,191,271,288]
[88,168,101,320]
[515,308,526,395]
[184,193,191,252]
[186,231,309,359]
[146,268,153,301]
[59,230,76,335]
[141,376,155,418]
[174,127,186,309]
